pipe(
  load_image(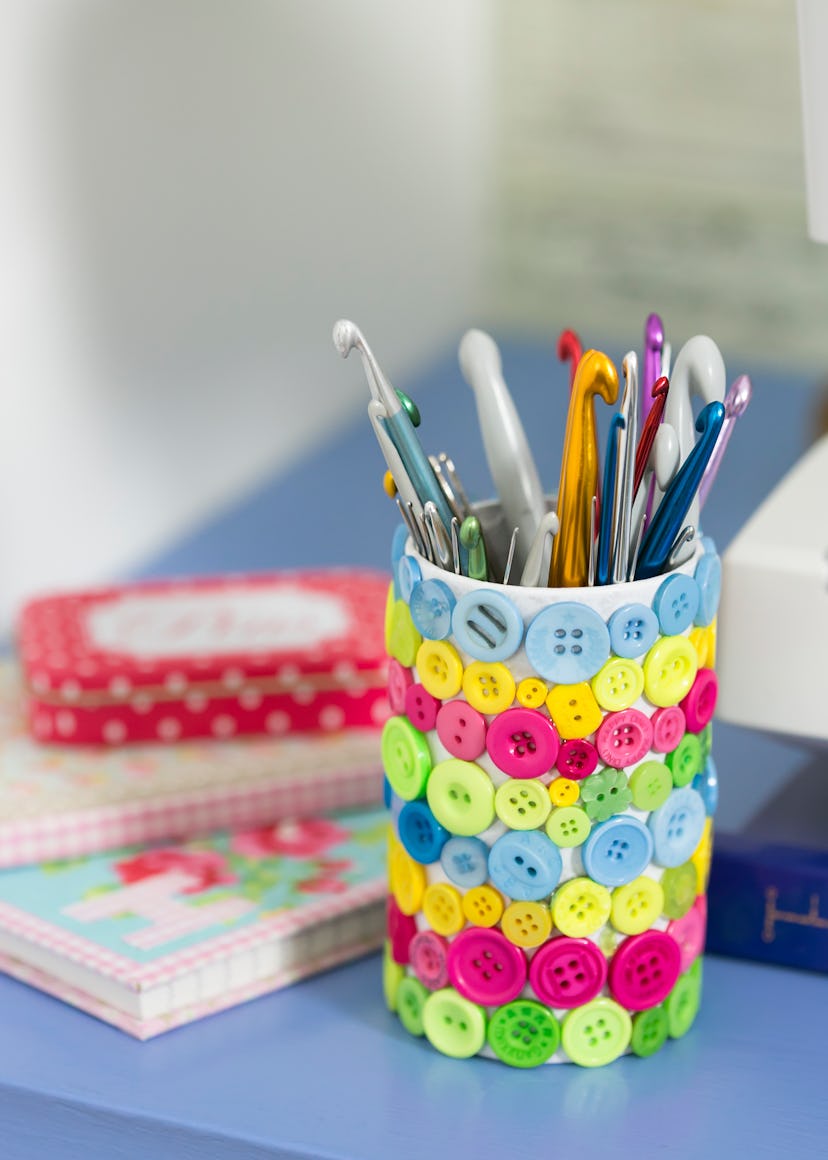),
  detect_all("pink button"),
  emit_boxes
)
[436,700,487,761]
[387,896,417,964]
[405,683,440,732]
[486,707,560,779]
[410,930,449,990]
[555,738,599,781]
[596,709,654,769]
[651,705,686,753]
[529,936,607,1008]
[681,669,718,733]
[387,660,413,715]
[667,894,707,972]
[608,930,681,1010]
[447,927,528,1006]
